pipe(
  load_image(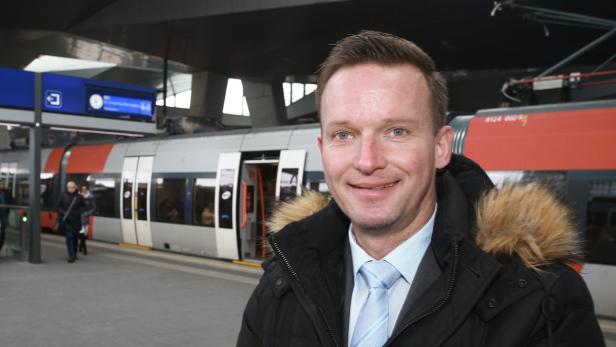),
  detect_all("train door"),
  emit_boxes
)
[120,156,154,247]
[134,157,153,247]
[239,159,279,260]
[235,150,306,260]
[215,153,241,259]
[215,151,306,260]
[276,150,306,202]
[120,157,138,244]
